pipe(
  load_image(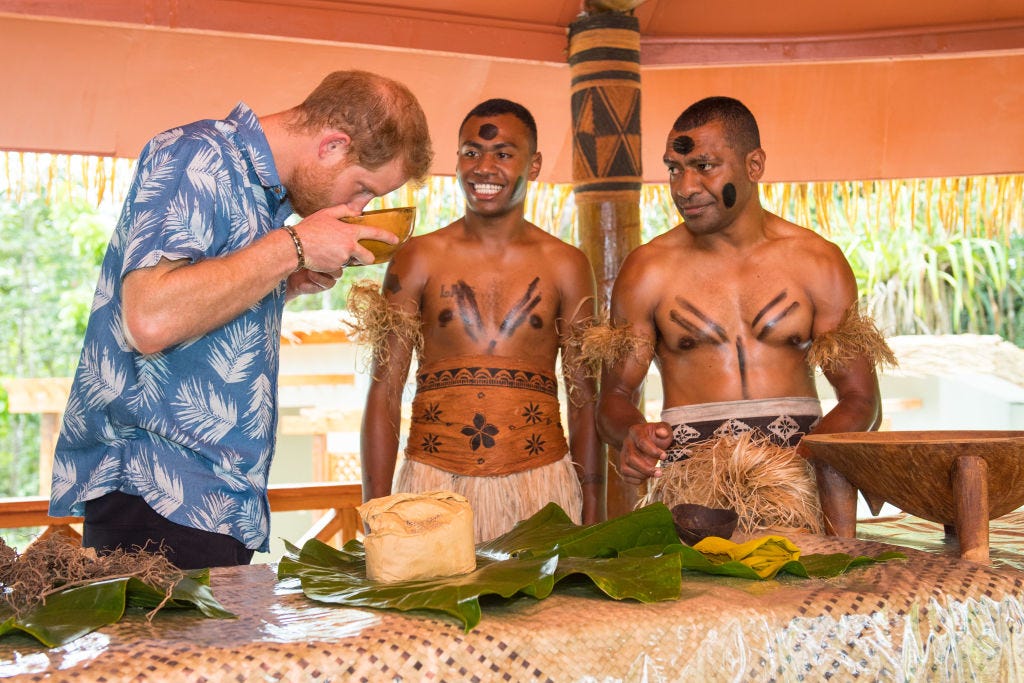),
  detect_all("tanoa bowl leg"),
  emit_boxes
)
[814,459,858,537]
[953,455,990,563]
